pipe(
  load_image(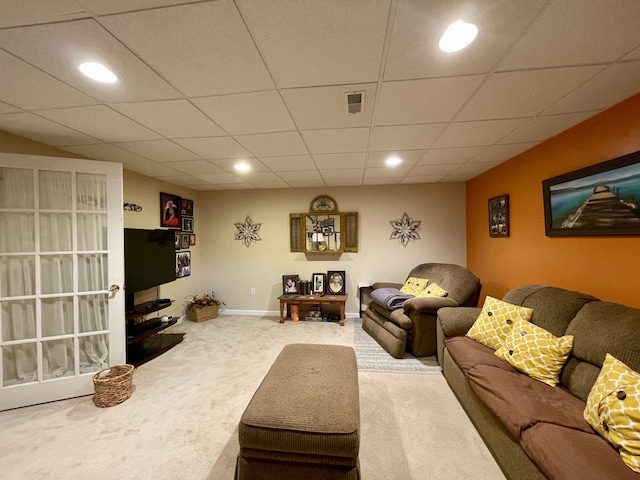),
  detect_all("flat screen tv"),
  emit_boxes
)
[124,228,176,297]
